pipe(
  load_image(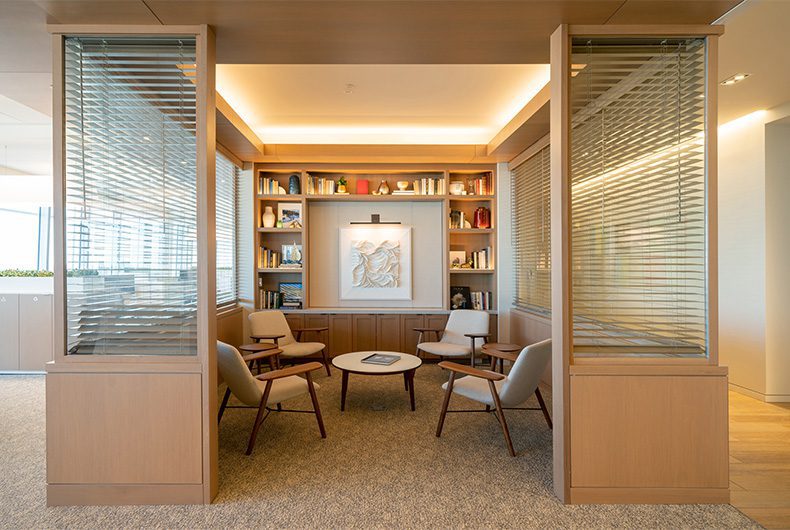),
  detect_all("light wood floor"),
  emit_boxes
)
[729,390,790,529]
